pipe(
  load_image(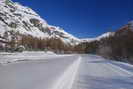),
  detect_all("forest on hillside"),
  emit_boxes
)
[76,24,133,63]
